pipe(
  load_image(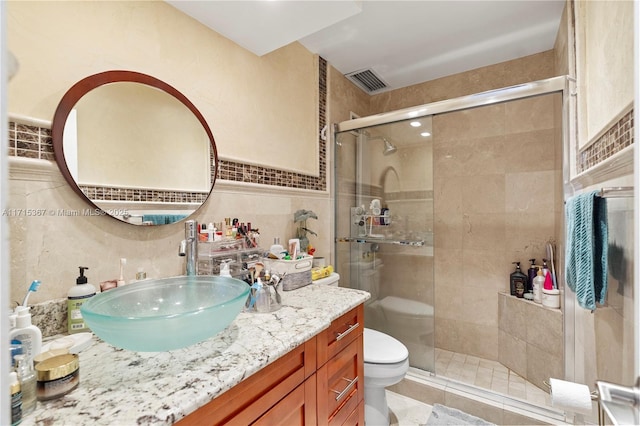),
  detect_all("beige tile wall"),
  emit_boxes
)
[7,1,319,176]
[432,93,563,361]
[498,293,563,390]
